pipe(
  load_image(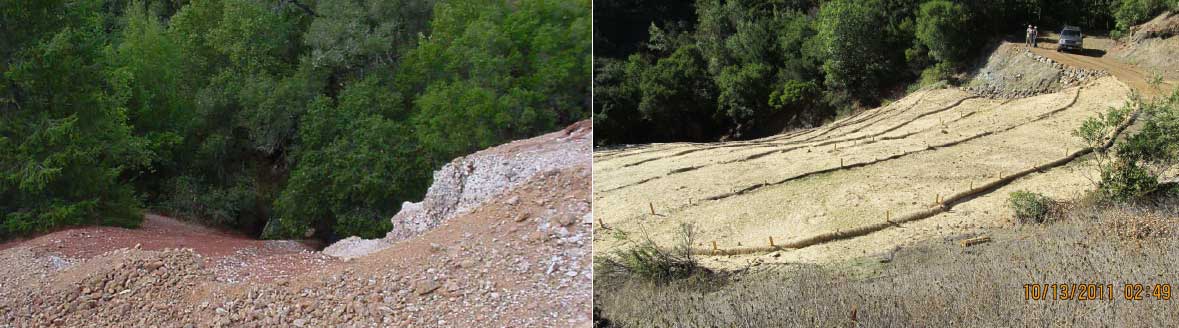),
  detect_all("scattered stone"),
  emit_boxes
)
[415,280,440,296]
